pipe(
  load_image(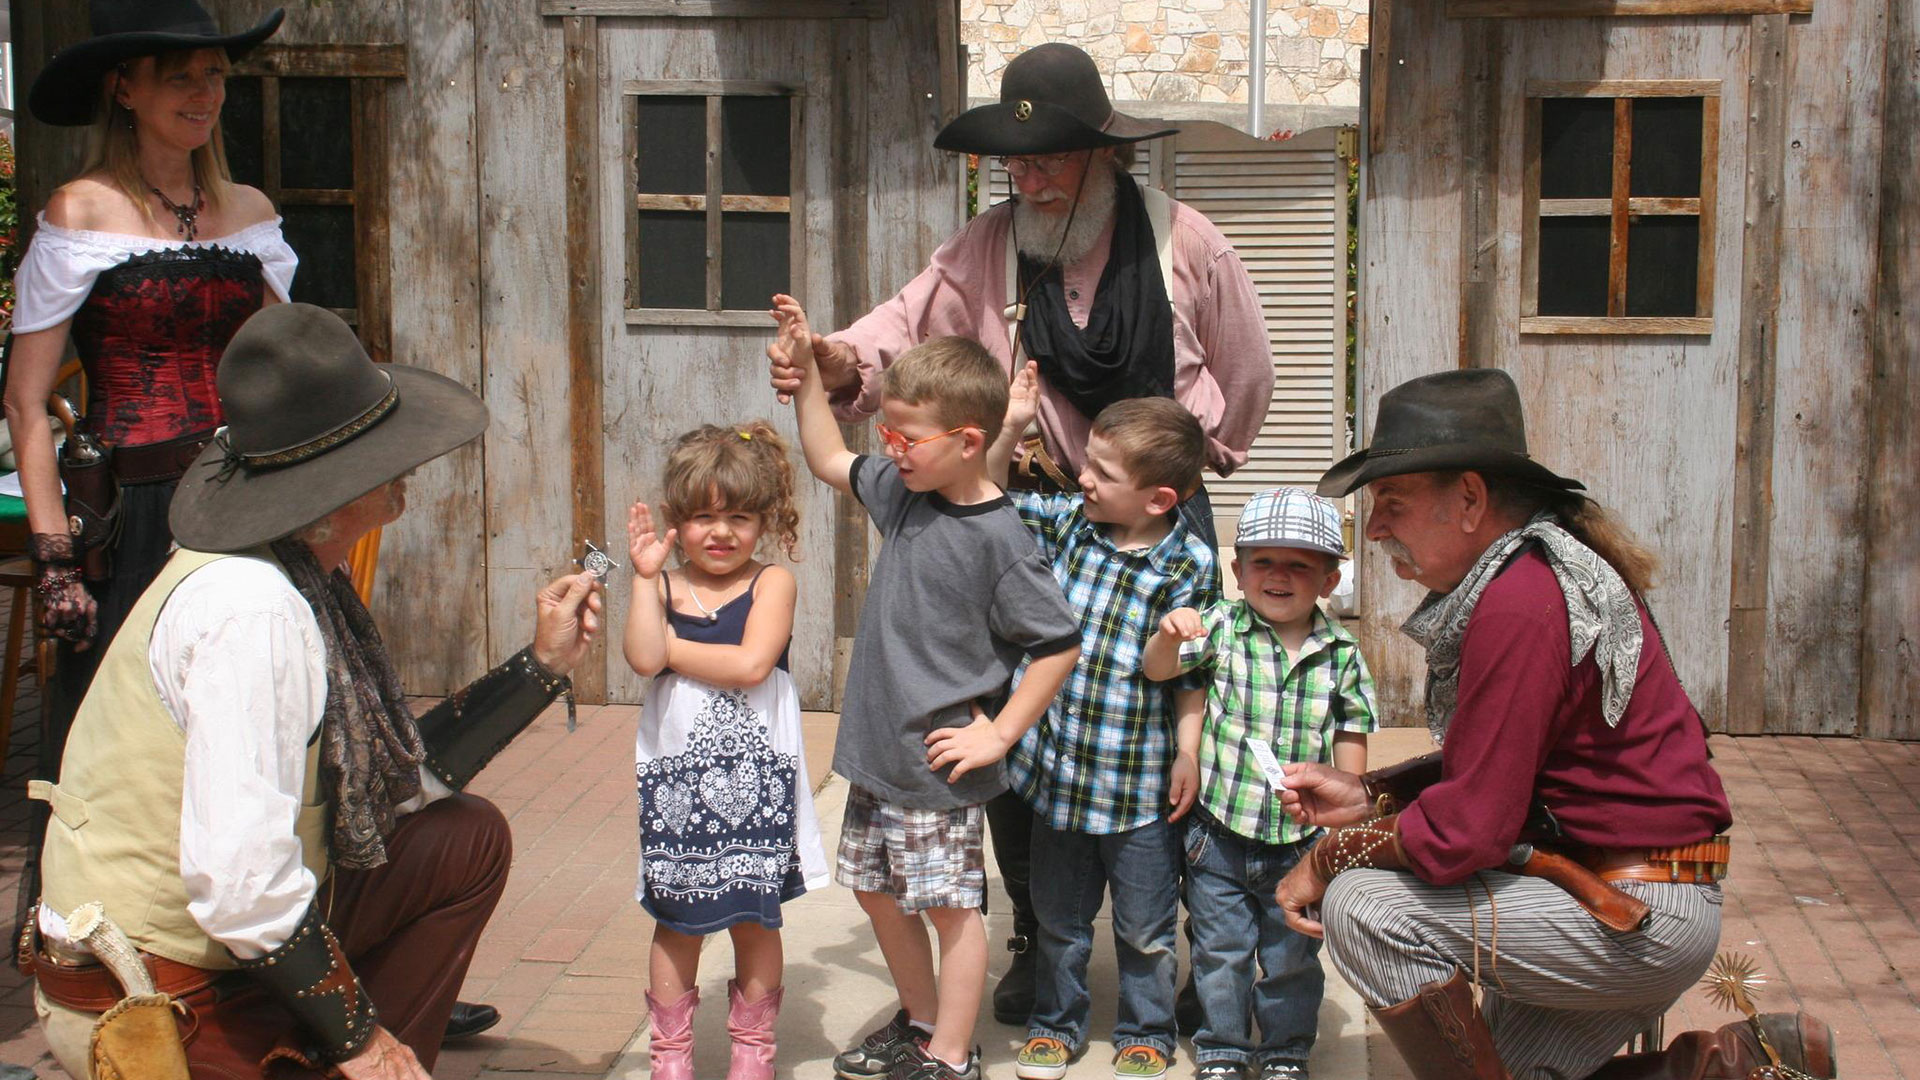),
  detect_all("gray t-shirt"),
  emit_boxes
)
[836,455,1081,809]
